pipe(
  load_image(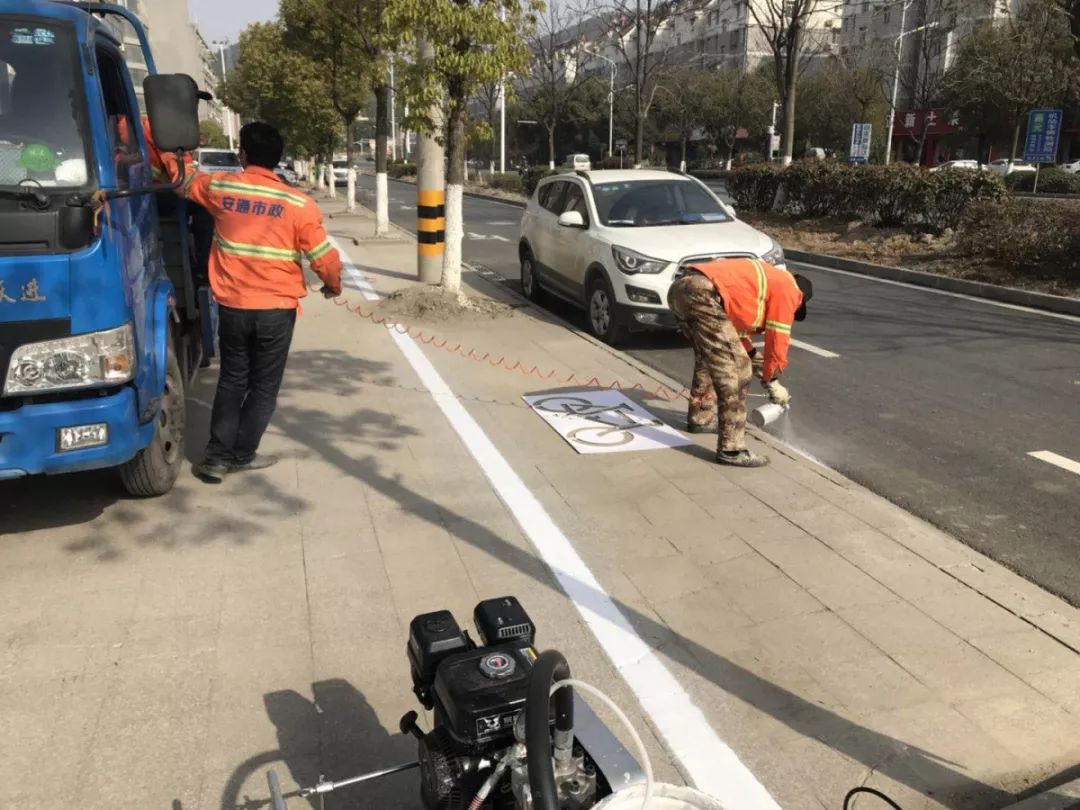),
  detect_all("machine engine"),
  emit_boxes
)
[404,597,599,810]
